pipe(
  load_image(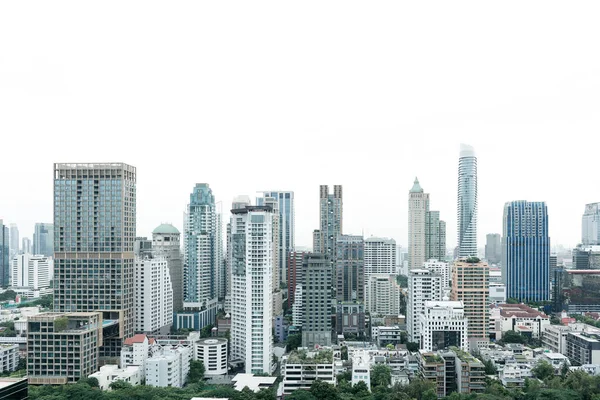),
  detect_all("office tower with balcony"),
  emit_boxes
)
[336,235,365,335]
[451,258,489,342]
[457,144,478,258]
[0,221,8,288]
[485,233,501,265]
[502,201,550,302]
[301,253,332,347]
[53,163,136,359]
[582,203,600,246]
[33,223,54,257]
